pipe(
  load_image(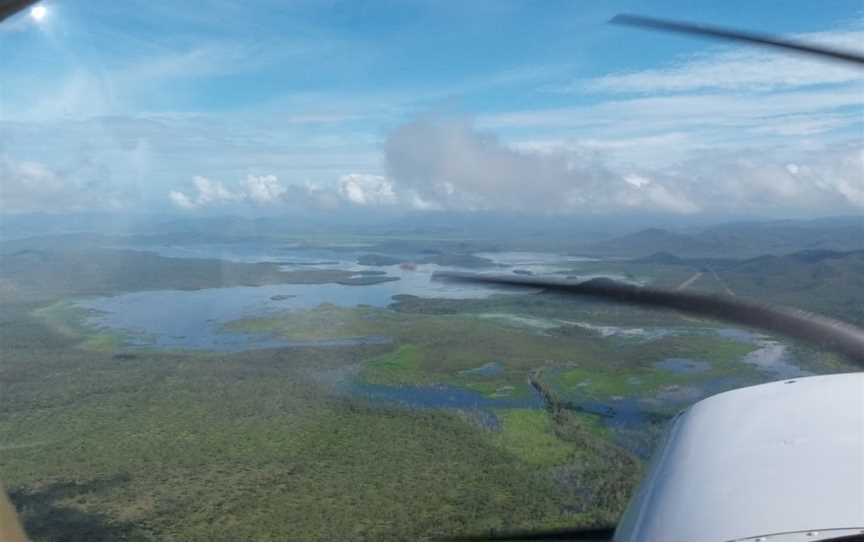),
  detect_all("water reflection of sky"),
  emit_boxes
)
[78,274,508,350]
[354,383,541,411]
[476,251,597,273]
[78,246,591,350]
[654,358,711,374]
[126,243,372,264]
